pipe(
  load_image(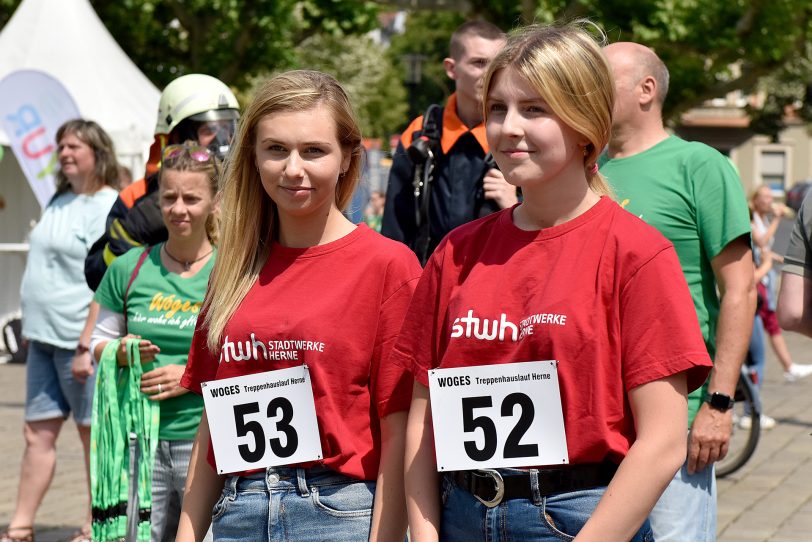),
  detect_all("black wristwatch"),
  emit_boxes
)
[705,392,734,411]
